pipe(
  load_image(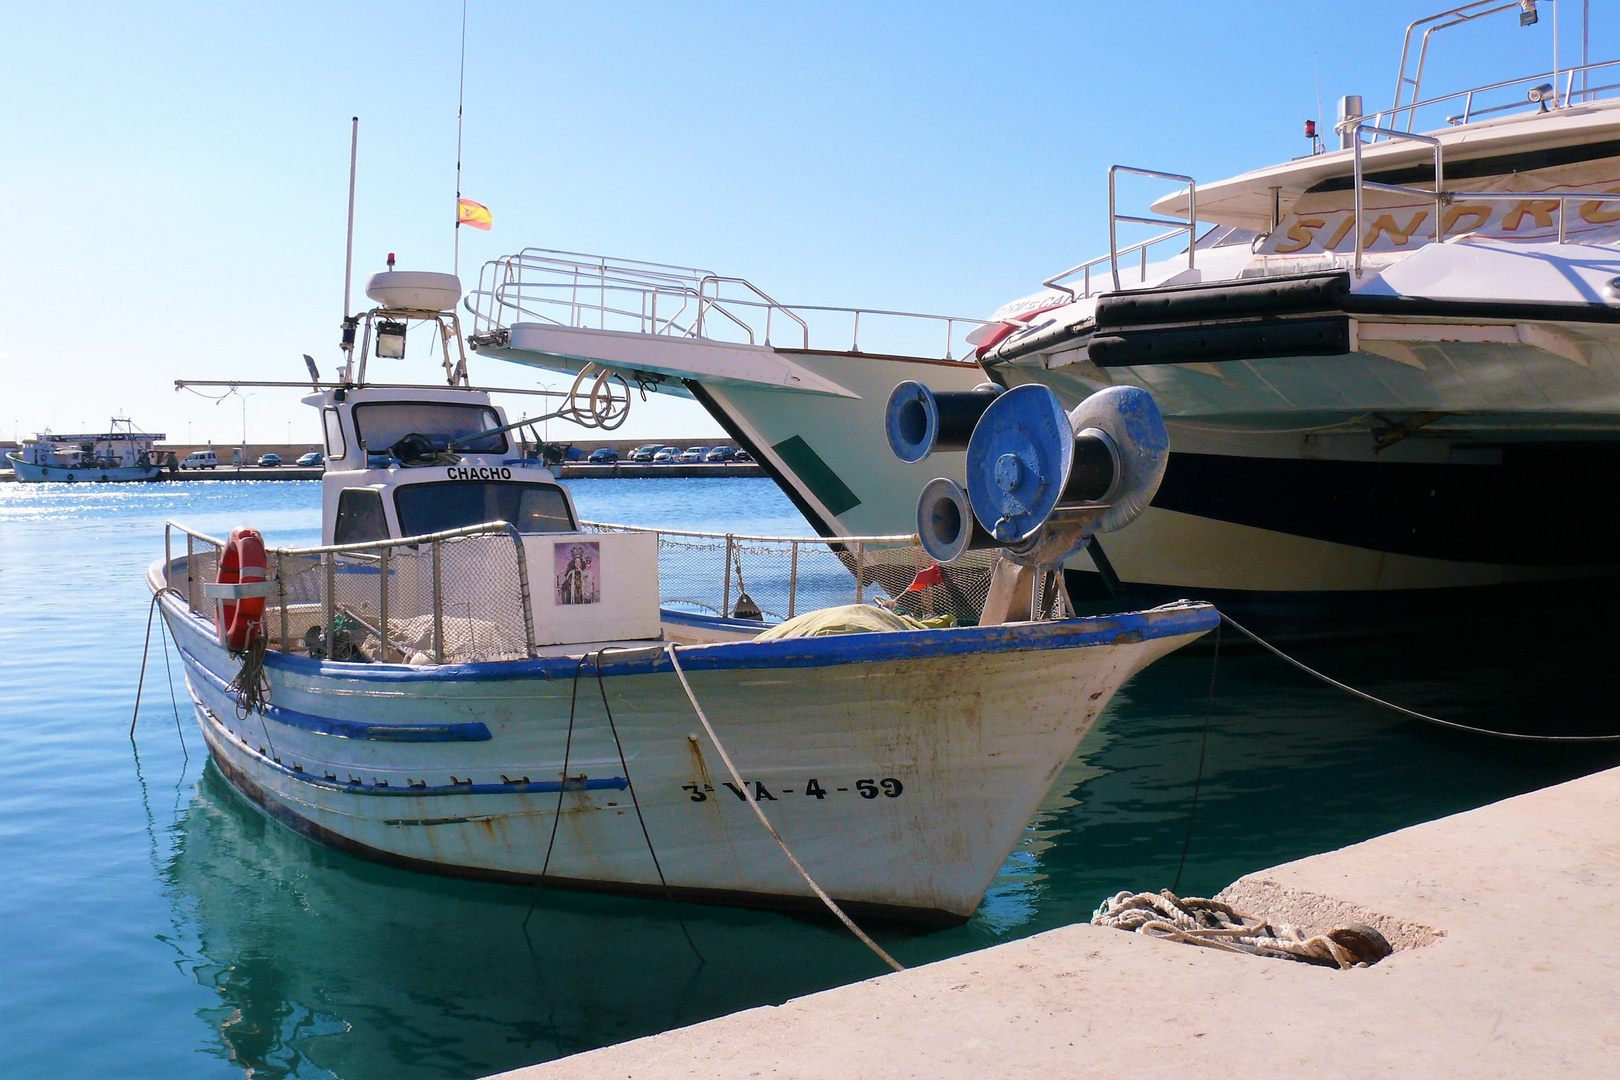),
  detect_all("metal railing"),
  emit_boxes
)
[1039,167,1197,301]
[1366,57,1620,138]
[1349,121,1620,274]
[161,515,1002,665]
[466,248,980,361]
[1108,166,1196,293]
[1385,1,1606,136]
[1352,125,1445,275]
[582,520,997,625]
[164,520,537,663]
